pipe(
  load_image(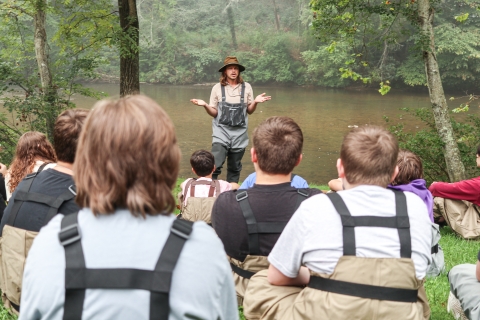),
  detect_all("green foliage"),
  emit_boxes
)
[386,108,480,184]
